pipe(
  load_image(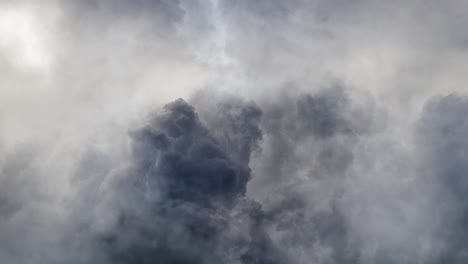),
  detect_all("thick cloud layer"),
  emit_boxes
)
[1,0,468,263]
